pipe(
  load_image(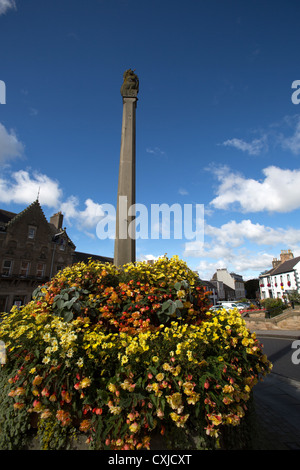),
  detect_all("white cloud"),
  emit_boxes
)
[183,218,300,279]
[137,254,162,262]
[220,115,300,158]
[221,136,267,155]
[178,188,189,196]
[280,119,300,155]
[194,250,276,281]
[209,165,300,213]
[59,196,78,220]
[61,196,106,229]
[188,246,276,281]
[185,219,300,255]
[0,123,24,164]
[0,168,108,236]
[0,170,62,207]
[205,219,300,248]
[146,147,165,156]
[0,0,16,15]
